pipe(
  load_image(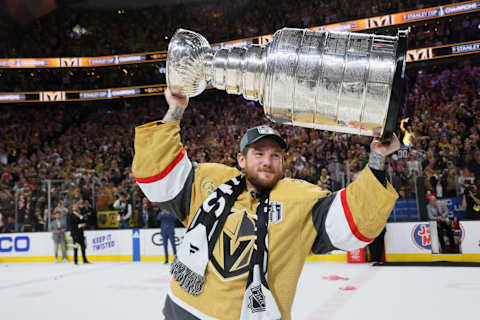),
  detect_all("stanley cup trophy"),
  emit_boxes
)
[167,27,407,141]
